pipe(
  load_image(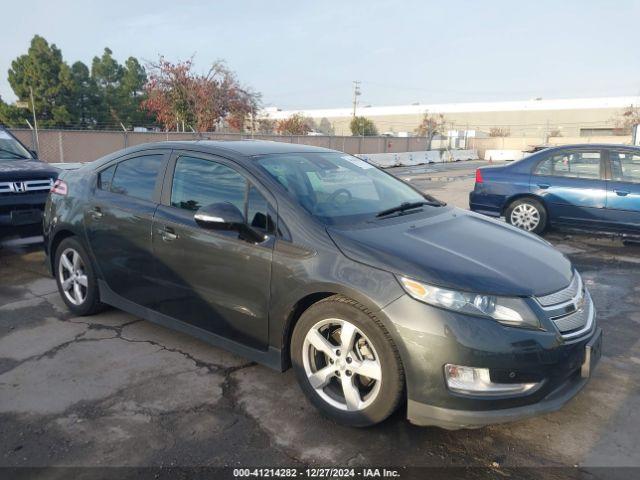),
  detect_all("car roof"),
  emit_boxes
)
[141,140,334,156]
[87,139,338,169]
[536,143,640,152]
